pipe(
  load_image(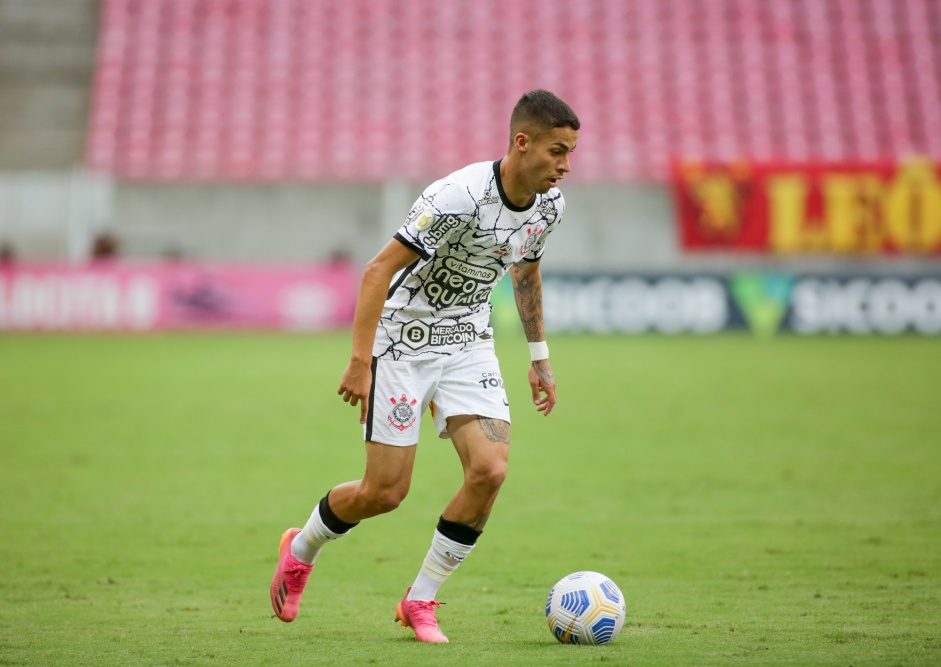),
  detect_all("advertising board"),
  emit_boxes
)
[543,274,941,337]
[0,262,357,332]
